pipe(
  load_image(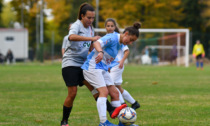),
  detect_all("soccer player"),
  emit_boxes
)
[105,18,140,110]
[105,18,140,126]
[60,3,100,126]
[82,22,141,126]
[61,23,72,56]
[192,40,205,70]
